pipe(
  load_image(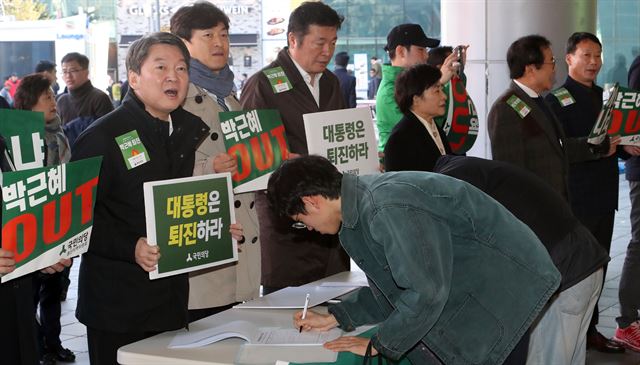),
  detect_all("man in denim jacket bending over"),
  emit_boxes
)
[267,155,560,365]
